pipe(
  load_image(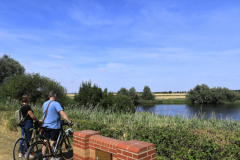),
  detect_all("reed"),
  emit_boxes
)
[2,100,240,159]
